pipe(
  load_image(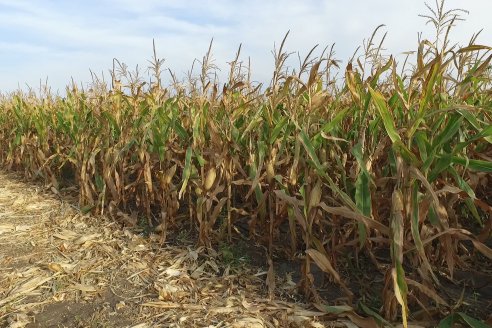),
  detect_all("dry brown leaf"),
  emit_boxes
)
[338,320,359,328]
[52,229,78,240]
[287,315,311,325]
[130,324,151,328]
[164,268,183,277]
[319,203,390,235]
[141,301,203,310]
[306,249,340,282]
[293,309,325,317]
[231,317,265,328]
[344,312,379,328]
[73,233,101,245]
[410,167,441,204]
[0,224,15,234]
[0,275,55,306]
[469,238,492,259]
[47,263,64,273]
[15,225,31,232]
[406,278,448,306]
[7,313,31,328]
[209,306,240,314]
[156,282,187,301]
